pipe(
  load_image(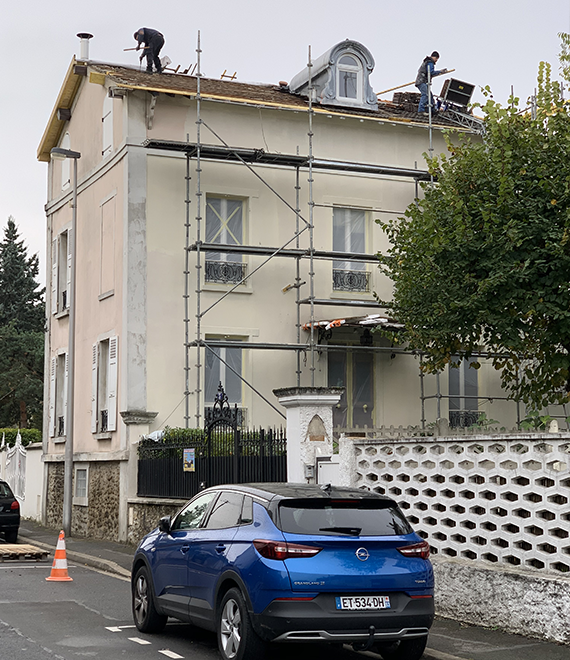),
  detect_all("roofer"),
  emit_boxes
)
[134,28,165,74]
[415,51,447,113]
